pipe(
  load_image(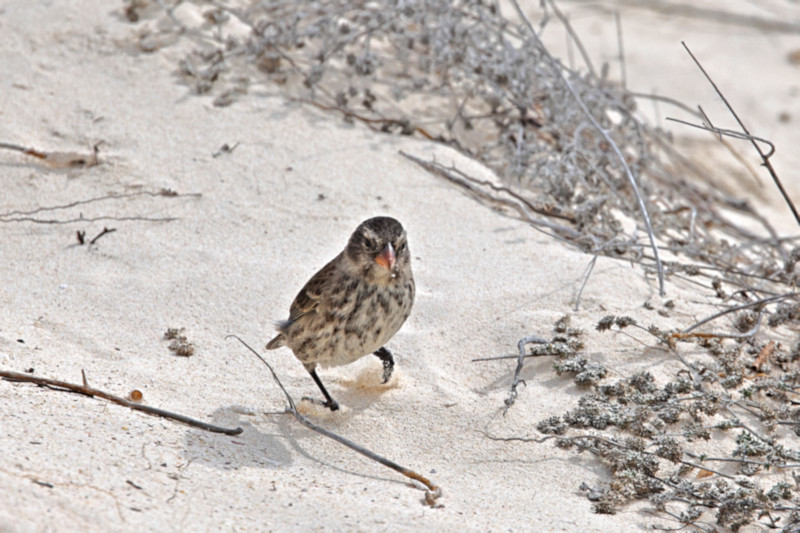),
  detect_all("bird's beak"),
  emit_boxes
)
[374,242,396,271]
